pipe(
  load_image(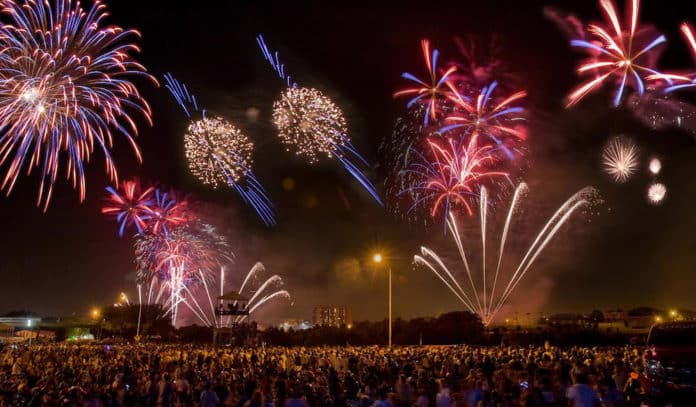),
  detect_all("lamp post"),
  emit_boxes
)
[372,253,392,347]
[26,319,33,347]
